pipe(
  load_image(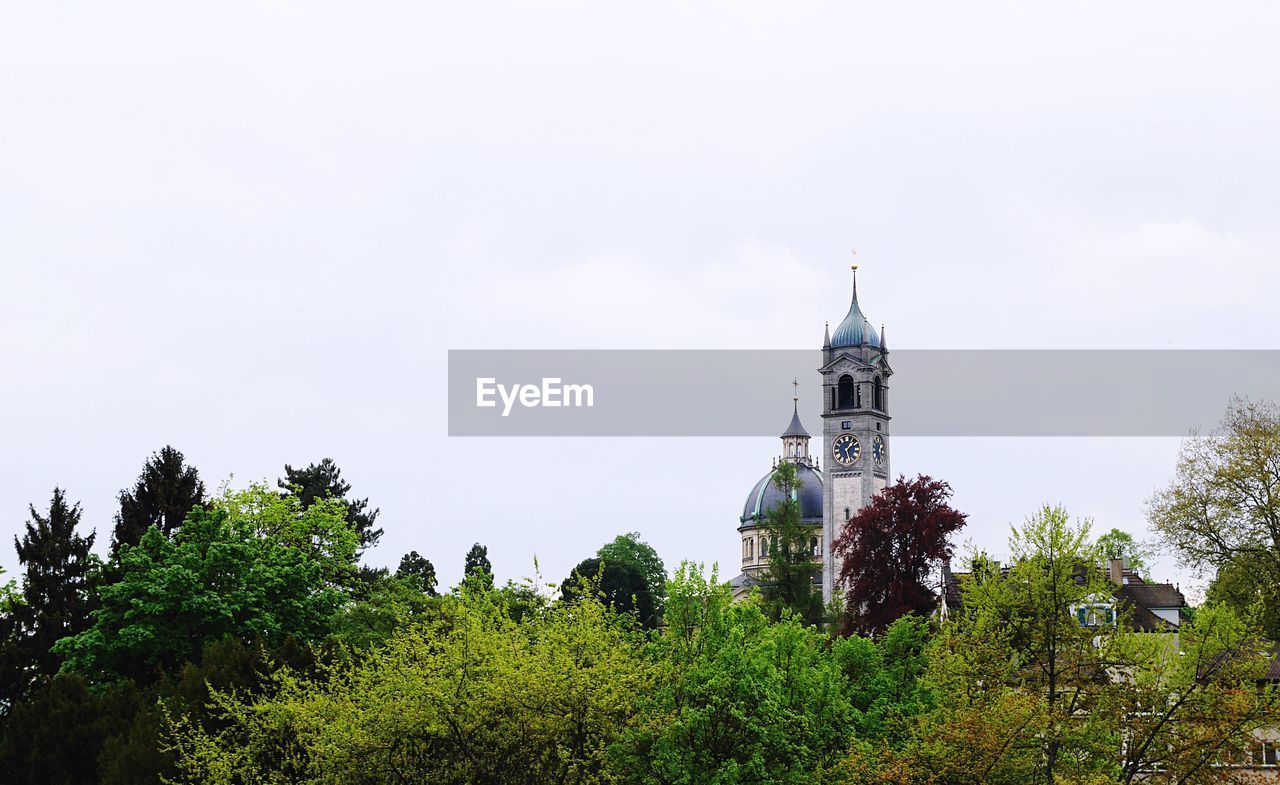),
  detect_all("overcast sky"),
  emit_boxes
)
[2,3,1278,596]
